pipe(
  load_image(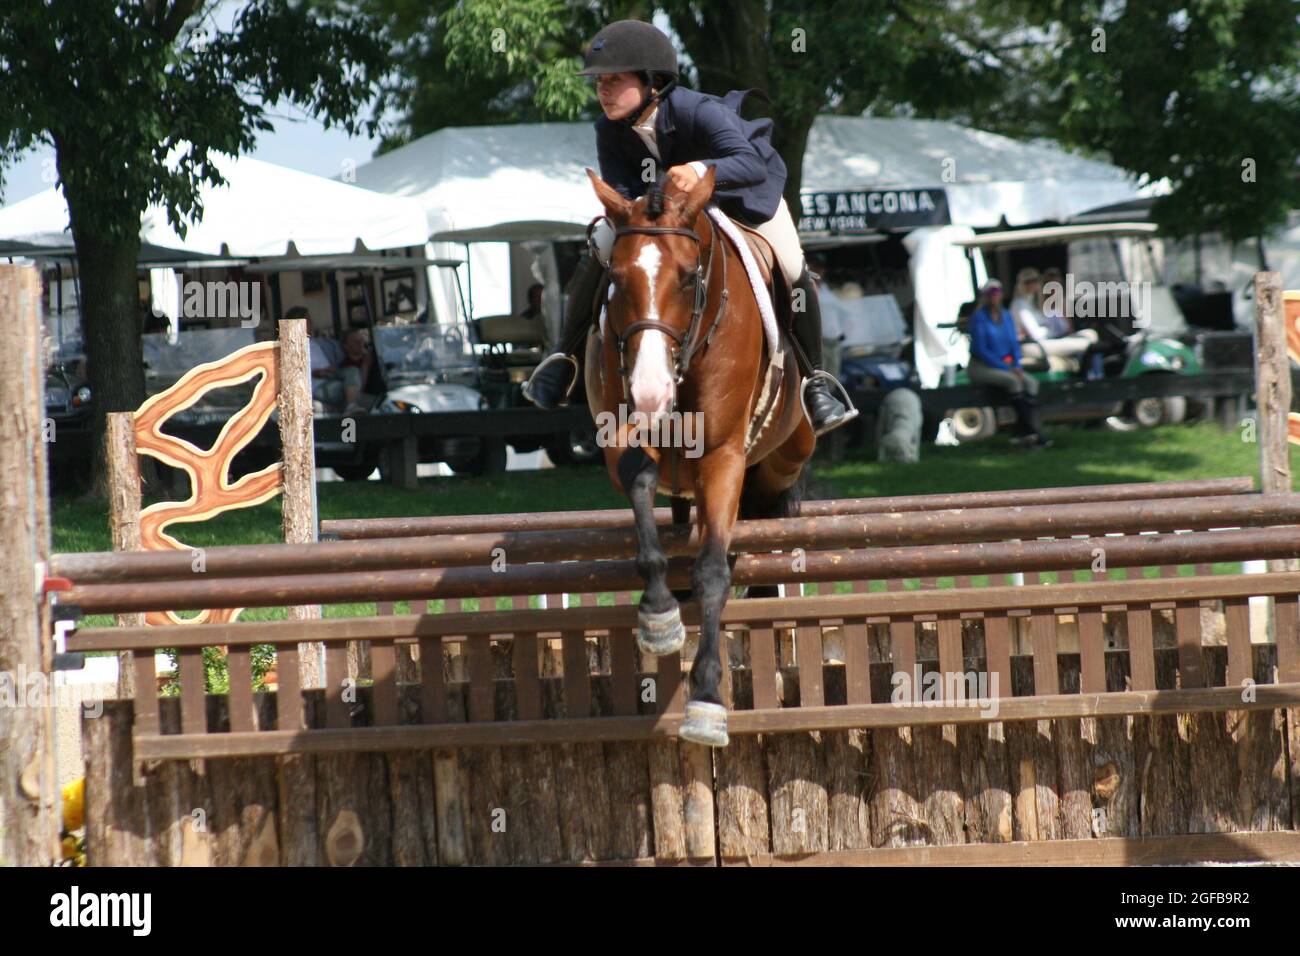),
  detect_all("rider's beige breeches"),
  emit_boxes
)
[751,198,807,288]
